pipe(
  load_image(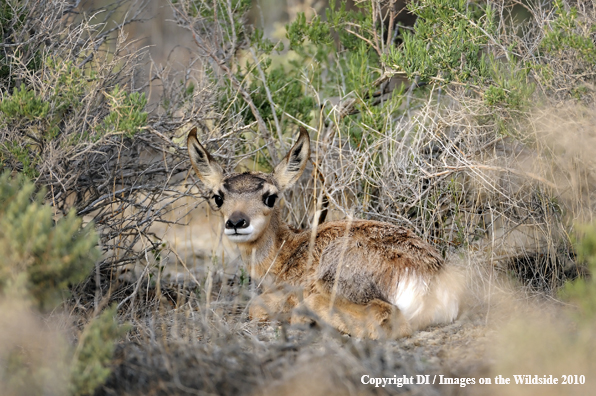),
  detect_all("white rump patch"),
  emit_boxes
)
[392,271,429,321]
[391,268,461,329]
